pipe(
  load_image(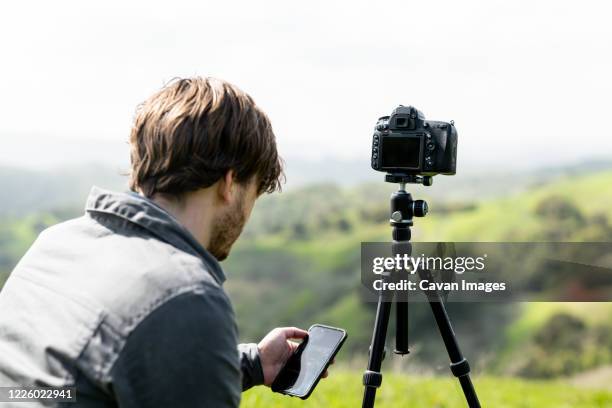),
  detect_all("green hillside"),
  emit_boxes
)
[223,170,612,376]
[1,169,612,380]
